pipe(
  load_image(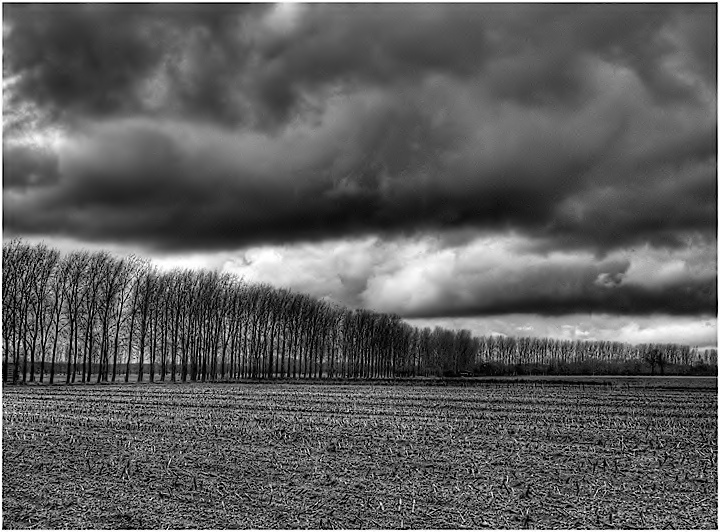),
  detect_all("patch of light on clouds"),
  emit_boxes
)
[263,1,305,34]
[1,234,233,273]
[5,118,65,151]
[619,243,716,289]
[152,253,226,272]
[219,237,381,304]
[612,319,718,348]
